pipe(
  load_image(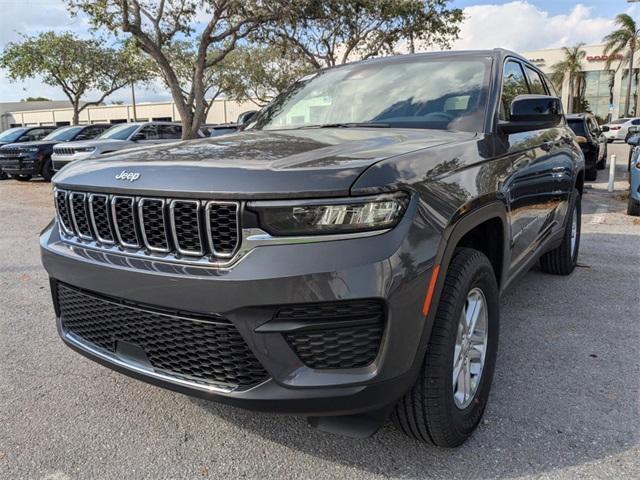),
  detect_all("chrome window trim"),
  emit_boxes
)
[138,197,171,253]
[110,195,140,249]
[169,199,204,256]
[68,192,93,241]
[88,193,115,245]
[204,200,241,259]
[53,188,74,236]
